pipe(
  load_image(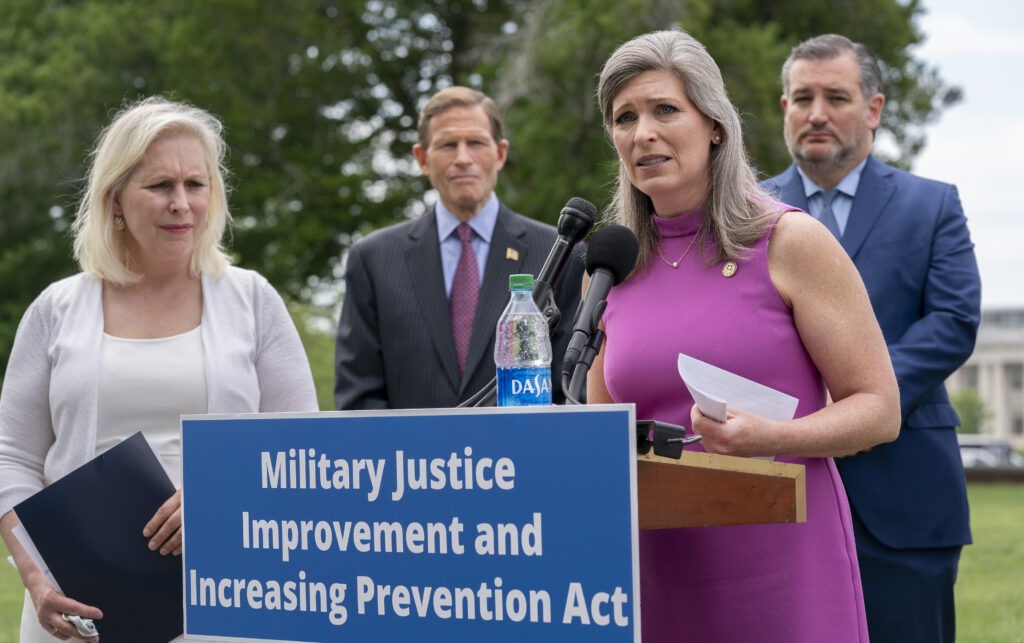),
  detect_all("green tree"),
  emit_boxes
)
[951,388,991,435]
[495,0,959,223]
[0,0,521,376]
[0,0,959,382]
